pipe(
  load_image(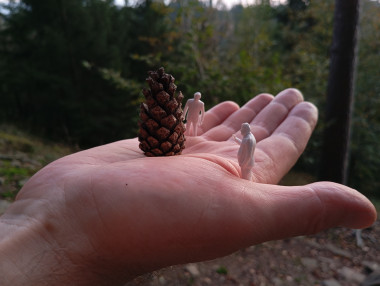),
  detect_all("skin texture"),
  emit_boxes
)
[0,89,376,286]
